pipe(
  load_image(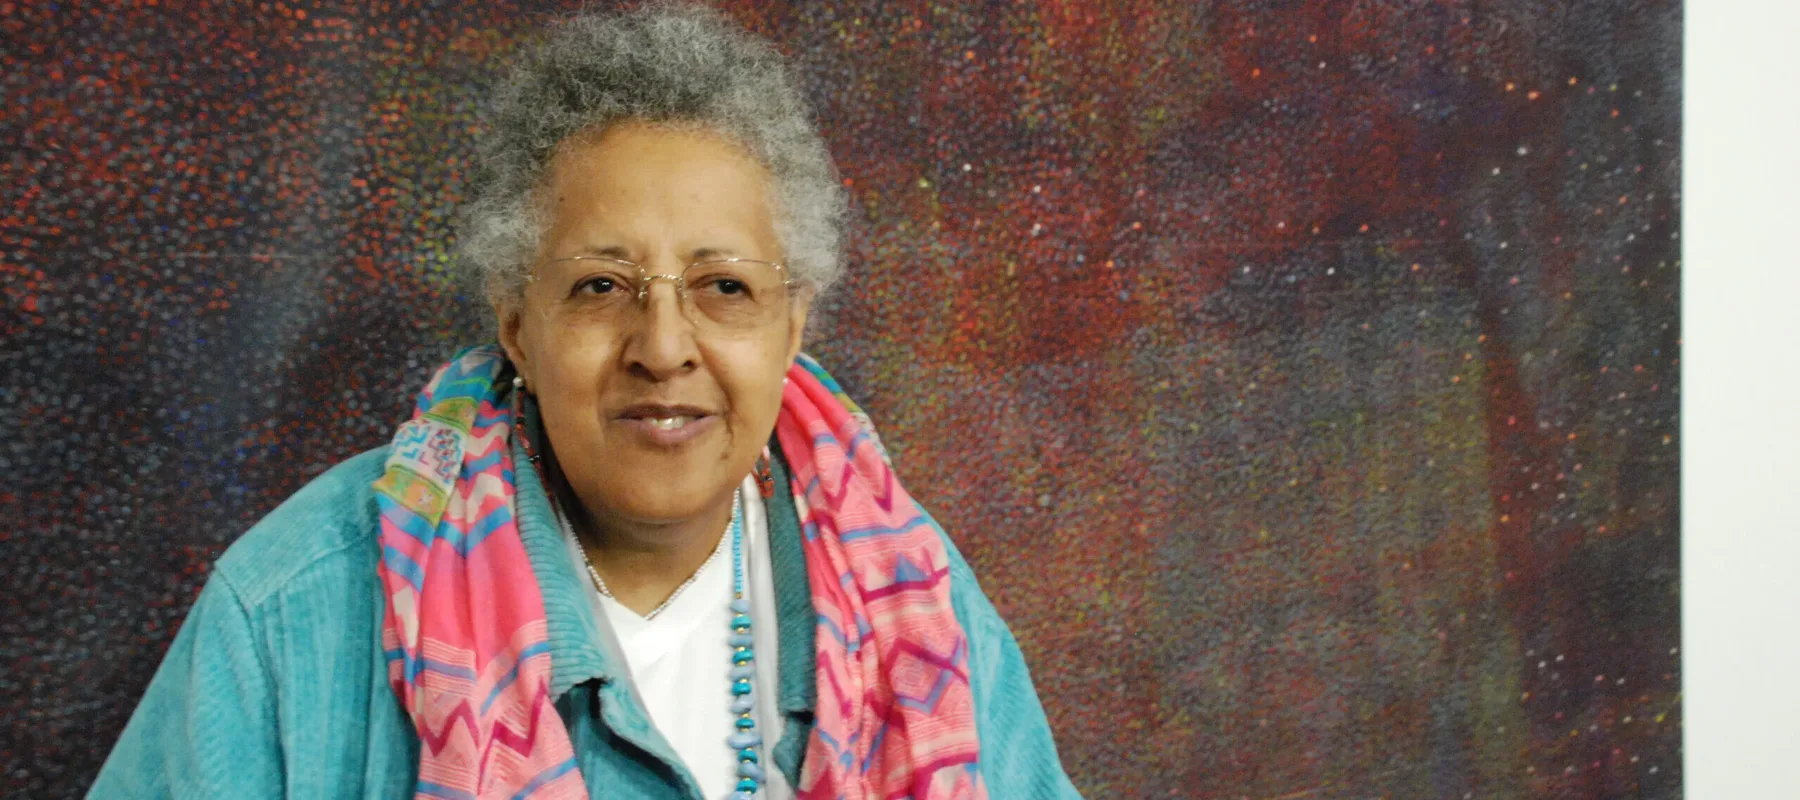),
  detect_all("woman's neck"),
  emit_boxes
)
[549,457,737,617]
